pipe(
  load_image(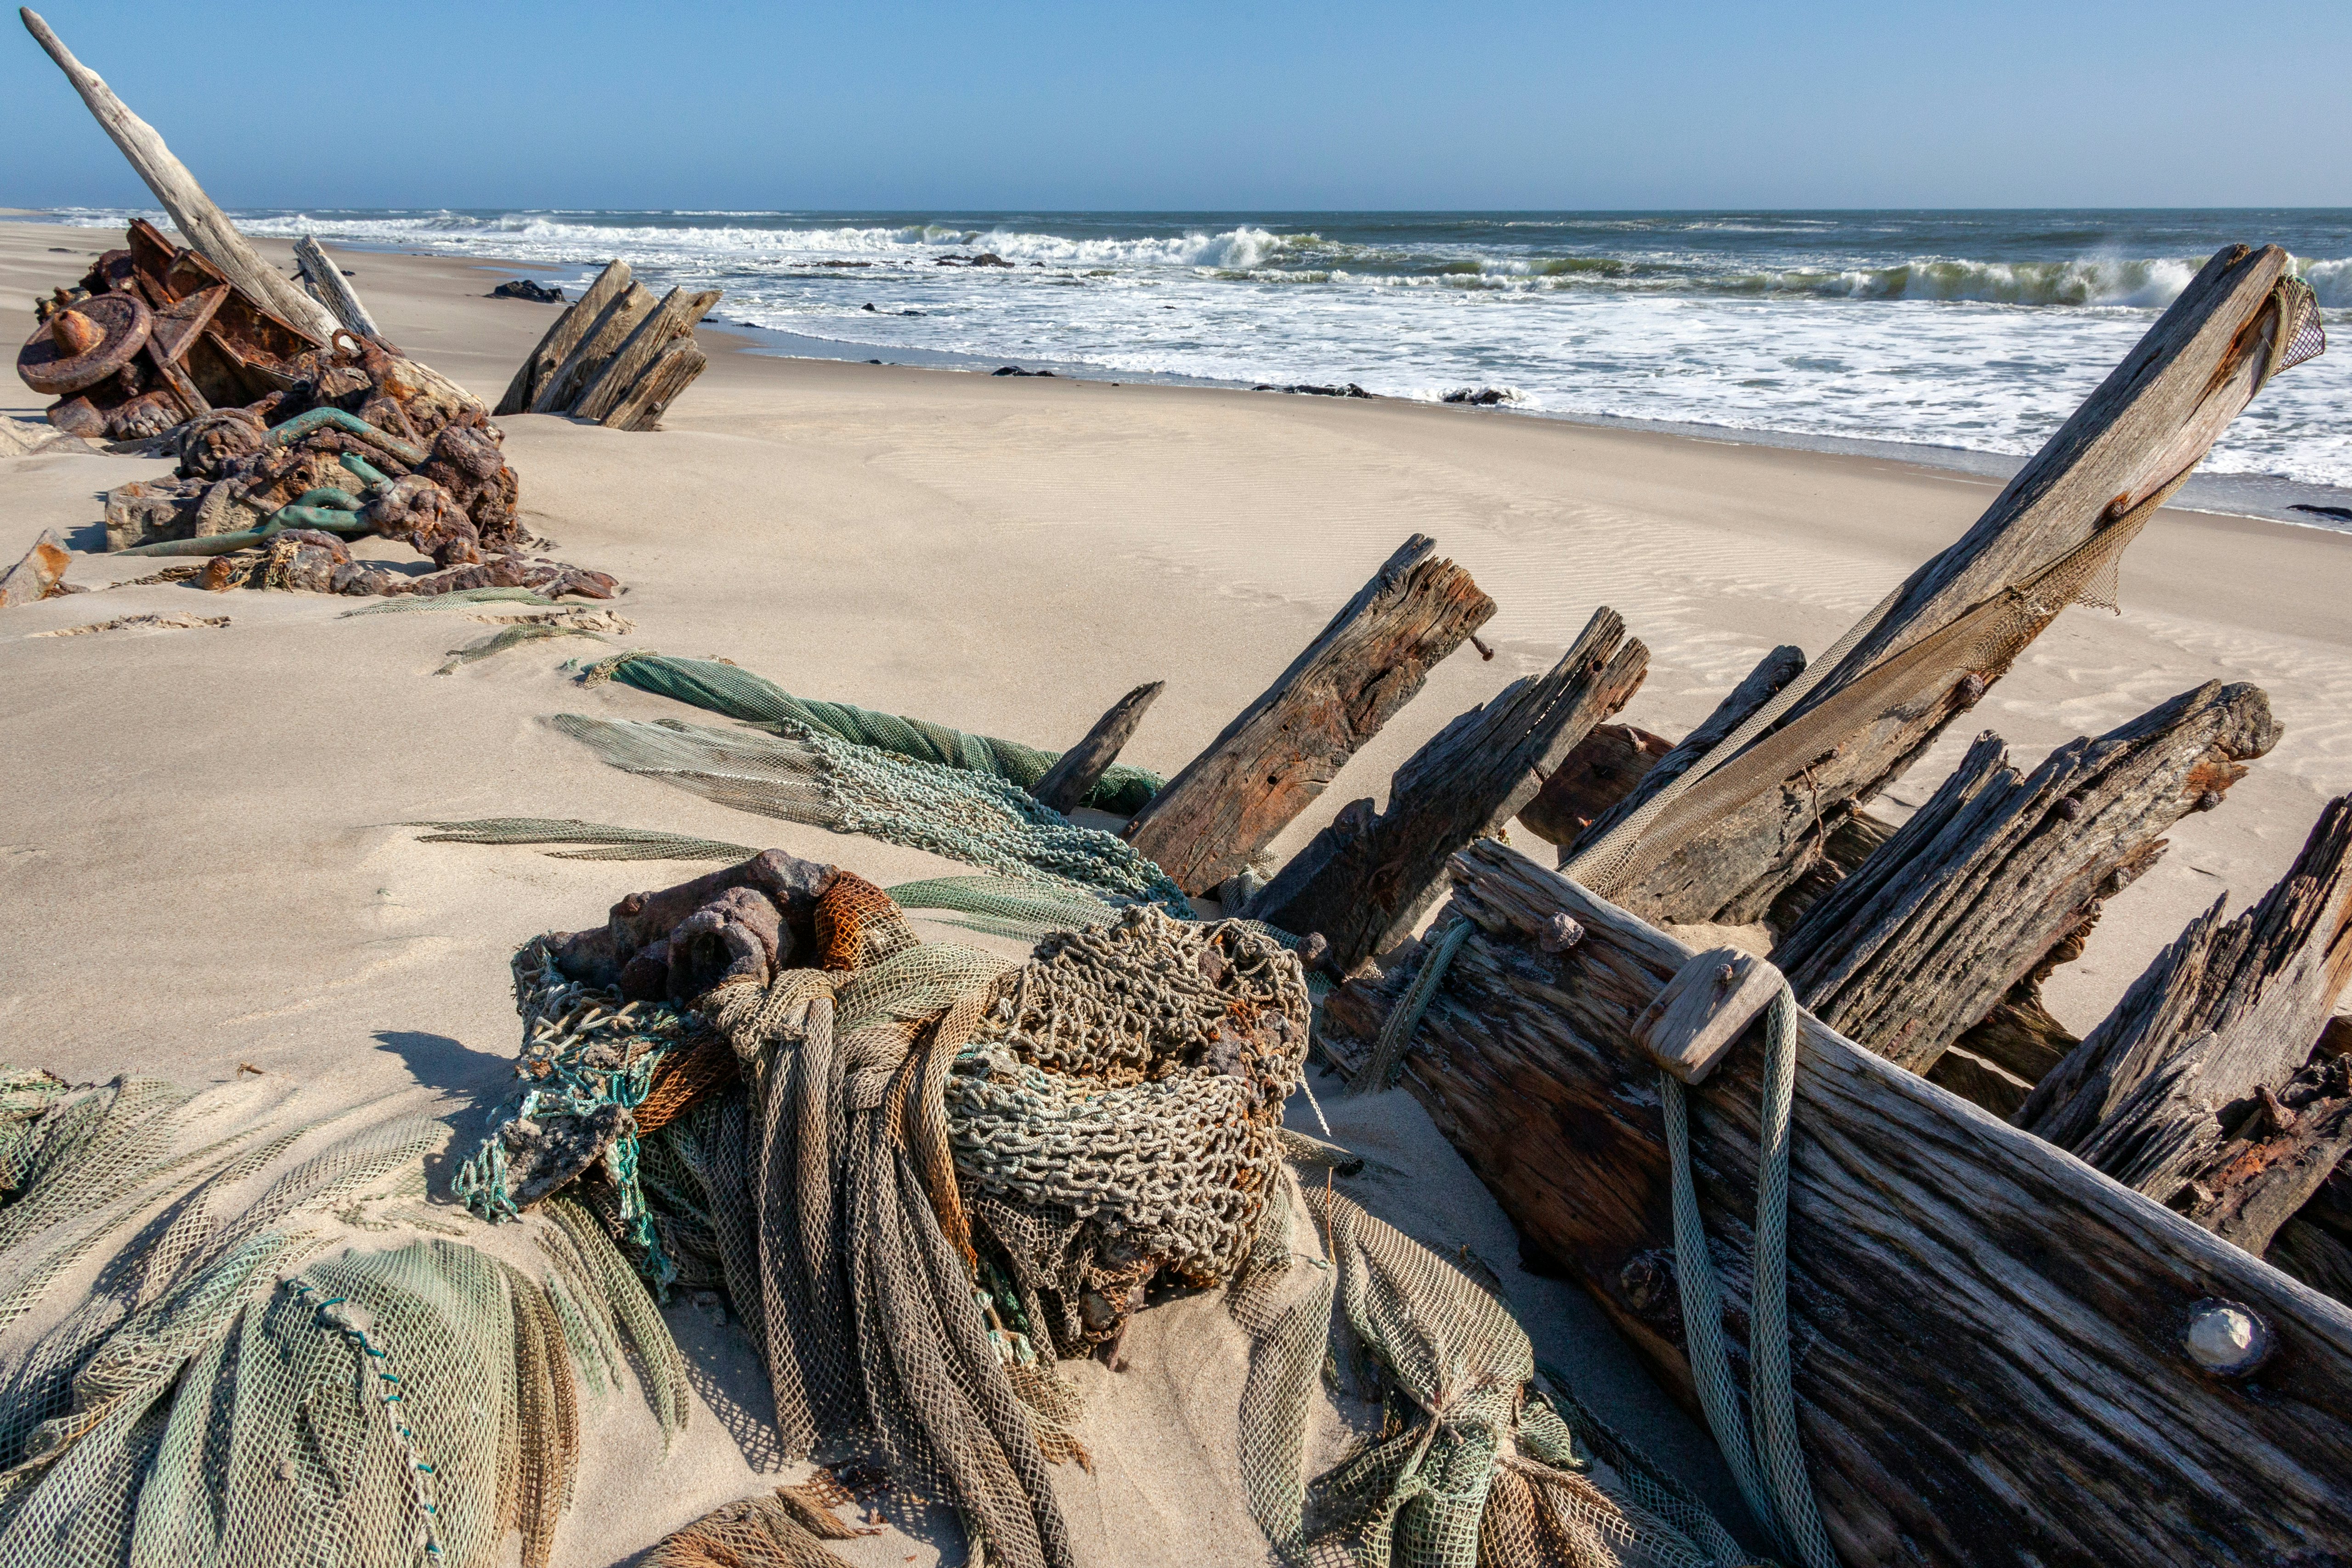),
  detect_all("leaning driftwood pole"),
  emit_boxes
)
[1032,682,1164,815]
[497,260,633,416]
[1320,838,2352,1567]
[293,234,382,341]
[20,8,338,344]
[1252,606,1648,970]
[1607,247,2314,928]
[1776,682,2278,1076]
[1123,534,1495,896]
